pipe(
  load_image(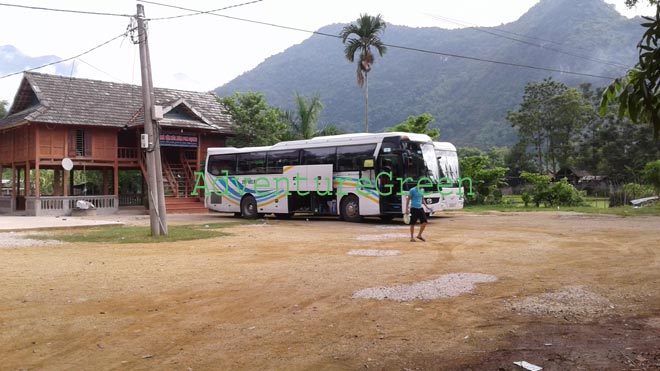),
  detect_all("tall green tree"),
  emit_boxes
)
[507,78,567,172]
[0,100,7,118]
[545,88,592,170]
[601,3,660,141]
[577,84,659,182]
[508,79,591,172]
[290,92,323,139]
[385,113,439,140]
[340,13,387,133]
[219,92,290,147]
